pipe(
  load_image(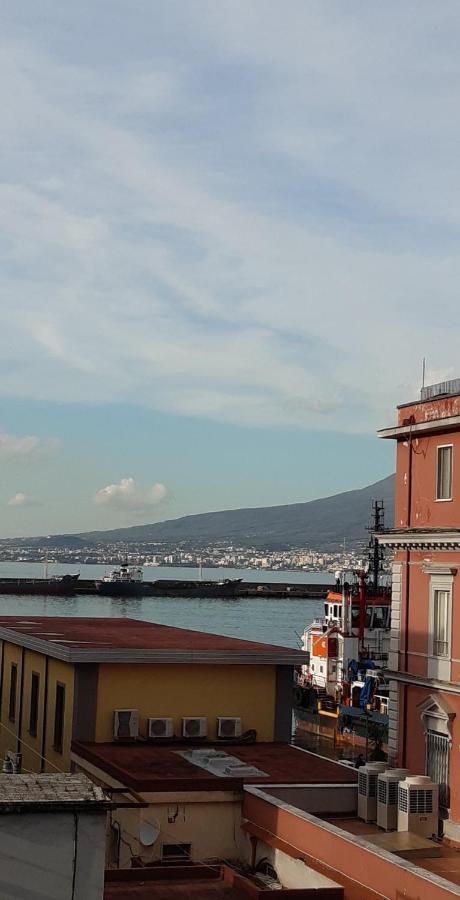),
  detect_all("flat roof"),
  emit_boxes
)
[0,773,111,812]
[105,879,240,898]
[323,816,460,888]
[105,864,307,899]
[0,617,307,665]
[72,741,357,792]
